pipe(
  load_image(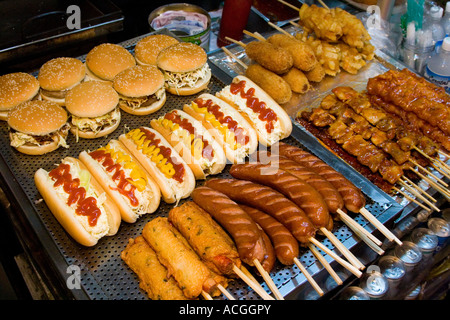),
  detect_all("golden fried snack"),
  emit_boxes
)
[245,63,292,104]
[168,201,241,276]
[282,68,310,94]
[142,217,224,298]
[267,33,317,72]
[334,8,371,50]
[245,41,293,74]
[121,236,190,300]
[298,33,341,76]
[299,4,343,42]
[304,63,326,83]
[338,42,366,74]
